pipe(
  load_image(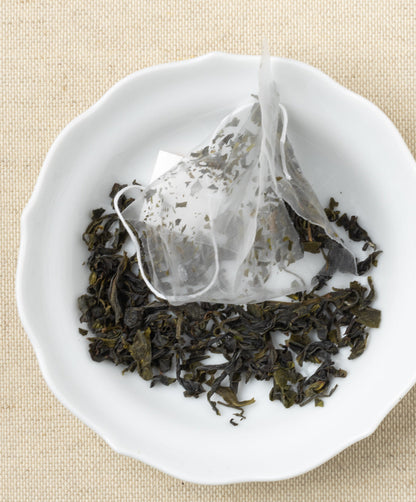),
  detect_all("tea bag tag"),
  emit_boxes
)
[150,151,183,183]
